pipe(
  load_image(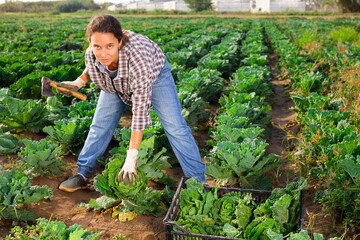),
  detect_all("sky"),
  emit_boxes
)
[0,0,124,4]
